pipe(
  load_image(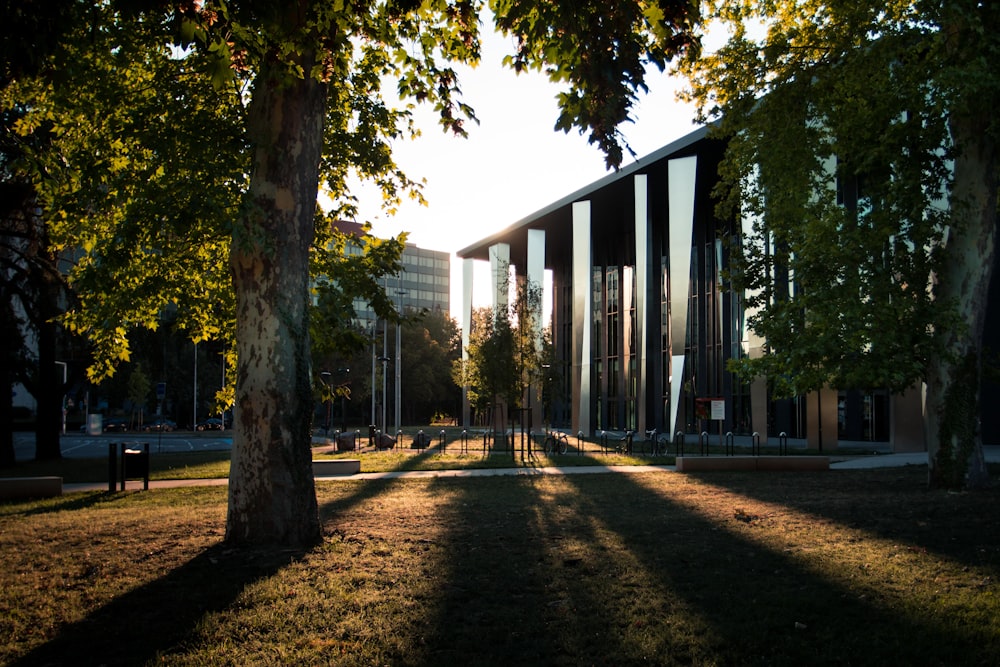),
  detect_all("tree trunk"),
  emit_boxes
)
[225,50,326,547]
[34,255,63,462]
[0,291,19,467]
[924,111,997,489]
